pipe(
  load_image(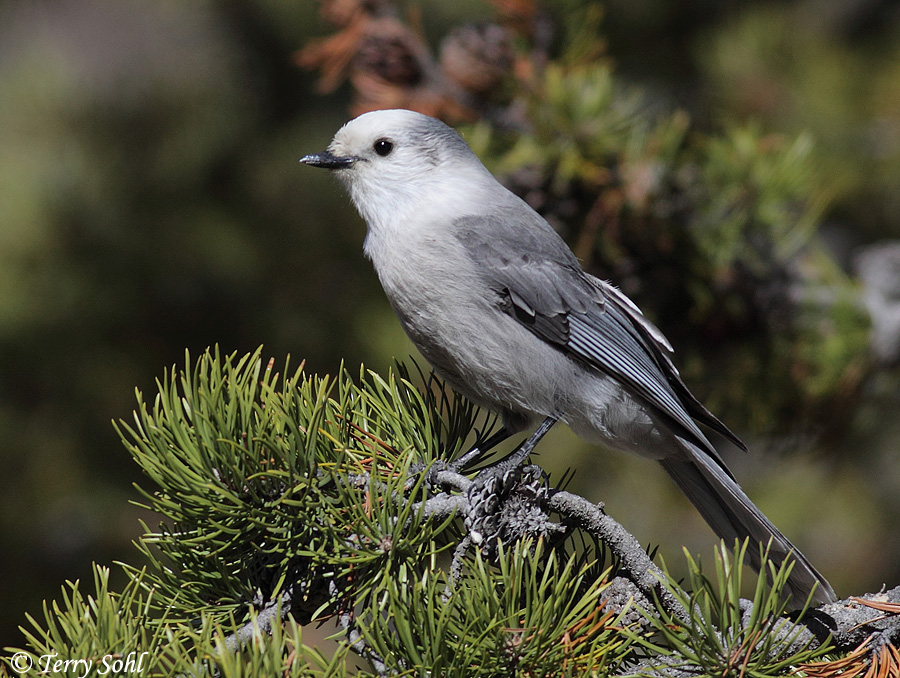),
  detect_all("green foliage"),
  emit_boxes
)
[690,125,825,277]
[627,541,831,677]
[357,540,629,676]
[9,566,168,677]
[472,59,676,196]
[5,350,839,677]
[160,603,347,678]
[495,62,645,186]
[788,251,872,401]
[6,564,345,677]
[115,348,482,624]
[699,4,900,238]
